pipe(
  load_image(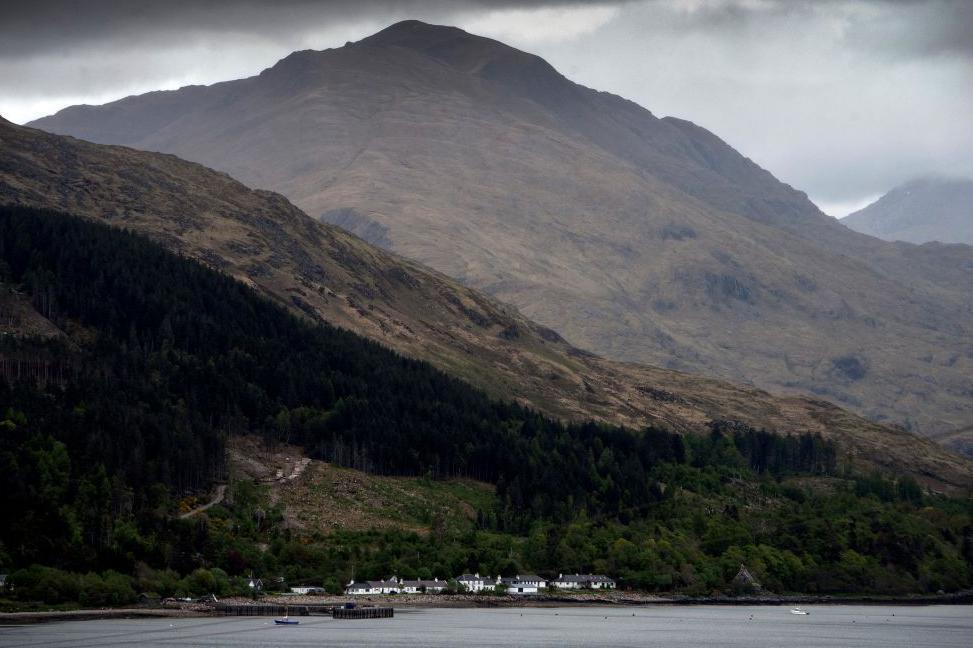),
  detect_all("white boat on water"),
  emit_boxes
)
[790,608,809,615]
[275,606,300,624]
